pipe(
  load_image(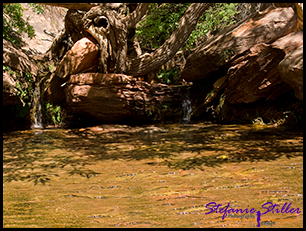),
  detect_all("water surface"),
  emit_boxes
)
[3,123,303,227]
